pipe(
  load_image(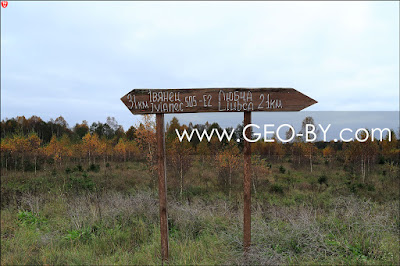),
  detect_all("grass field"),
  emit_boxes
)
[1,159,399,265]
